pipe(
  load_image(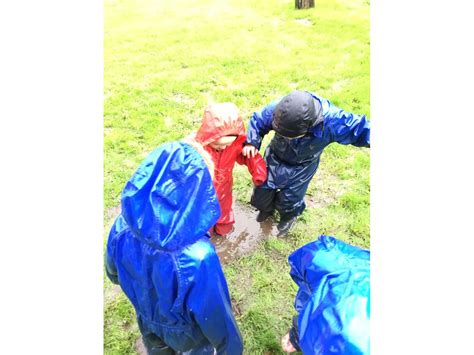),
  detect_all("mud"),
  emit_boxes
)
[211,201,279,265]
[105,201,279,266]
